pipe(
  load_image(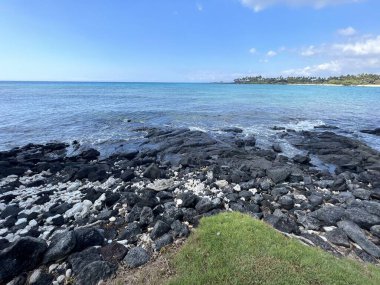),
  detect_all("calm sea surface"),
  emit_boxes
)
[0,82,379,156]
